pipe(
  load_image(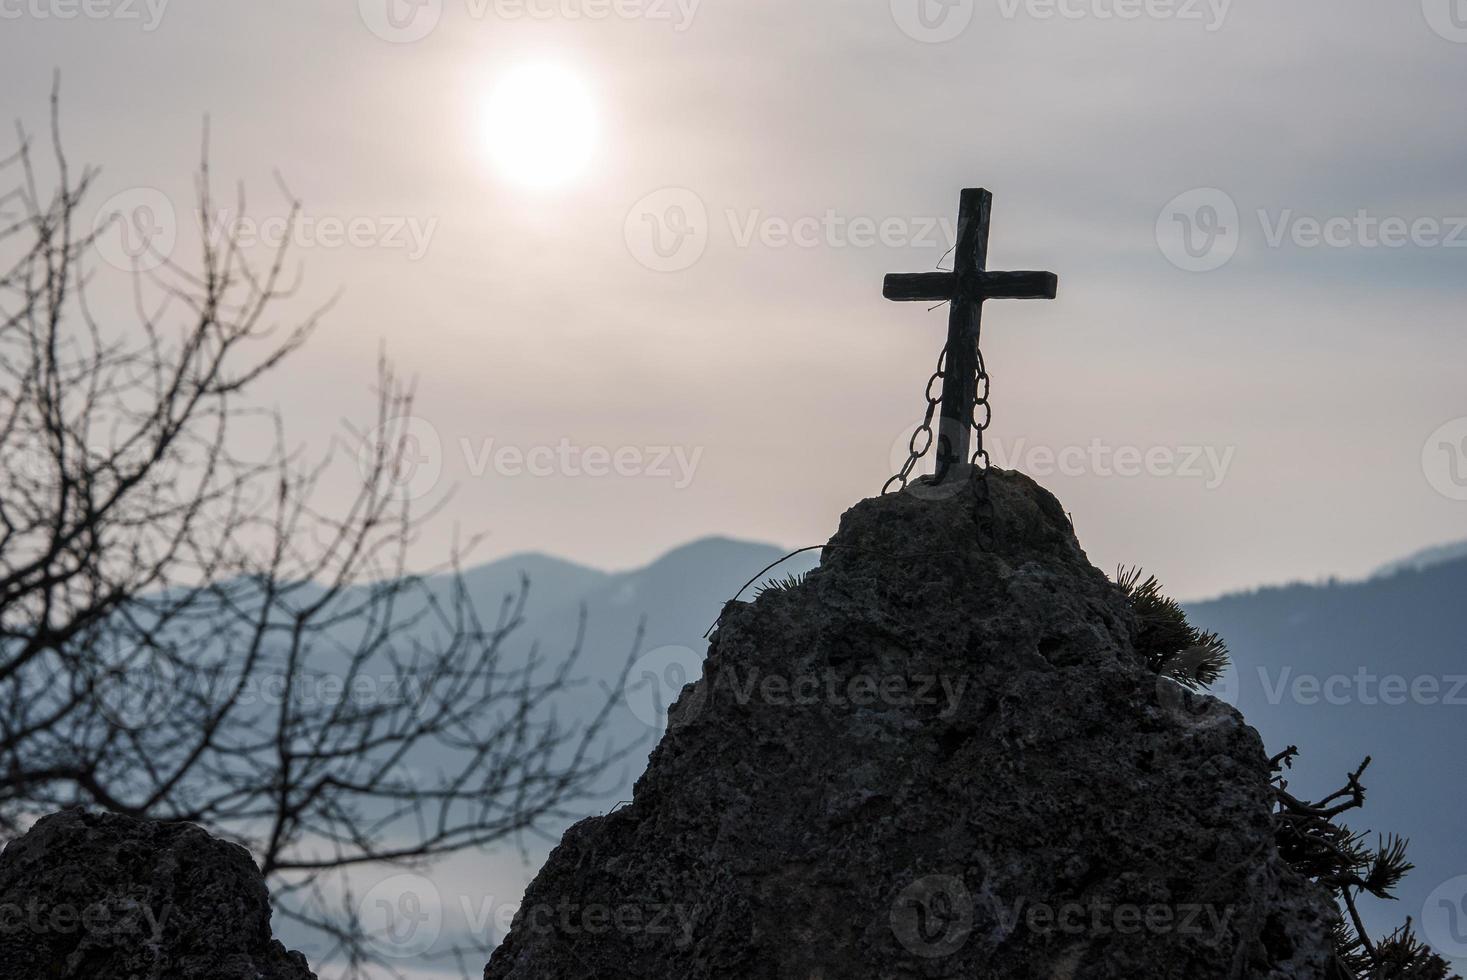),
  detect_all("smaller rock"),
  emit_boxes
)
[0,808,315,980]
